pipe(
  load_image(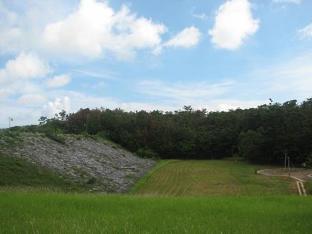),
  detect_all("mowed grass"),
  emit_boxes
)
[133,160,296,196]
[0,159,310,233]
[0,191,311,234]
